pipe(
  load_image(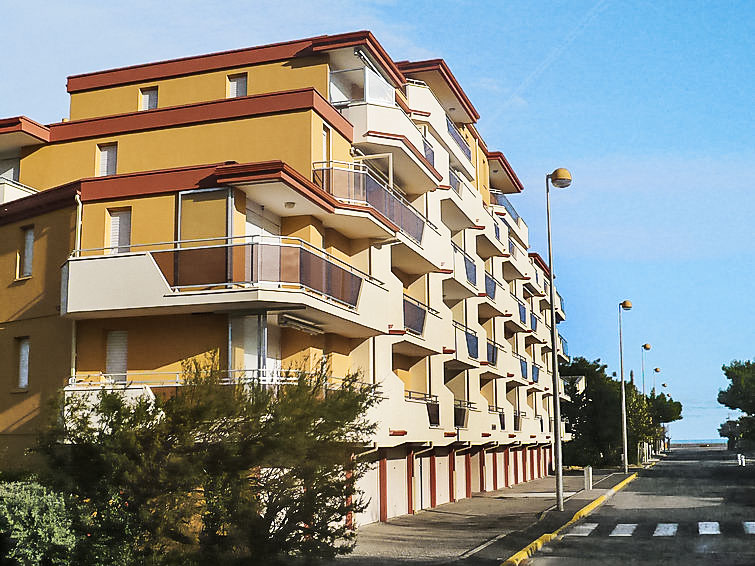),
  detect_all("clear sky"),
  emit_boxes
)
[2,0,753,439]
